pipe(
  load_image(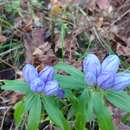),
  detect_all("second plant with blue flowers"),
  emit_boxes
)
[2,53,130,130]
